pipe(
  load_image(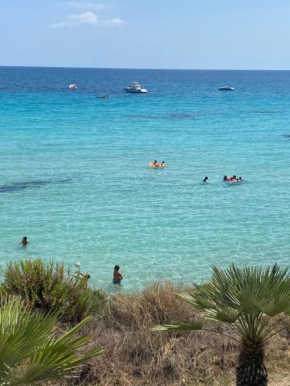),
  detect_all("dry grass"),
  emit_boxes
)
[52,281,290,386]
